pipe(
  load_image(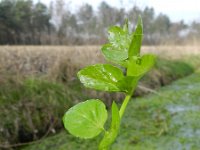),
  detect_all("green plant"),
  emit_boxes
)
[63,16,156,149]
